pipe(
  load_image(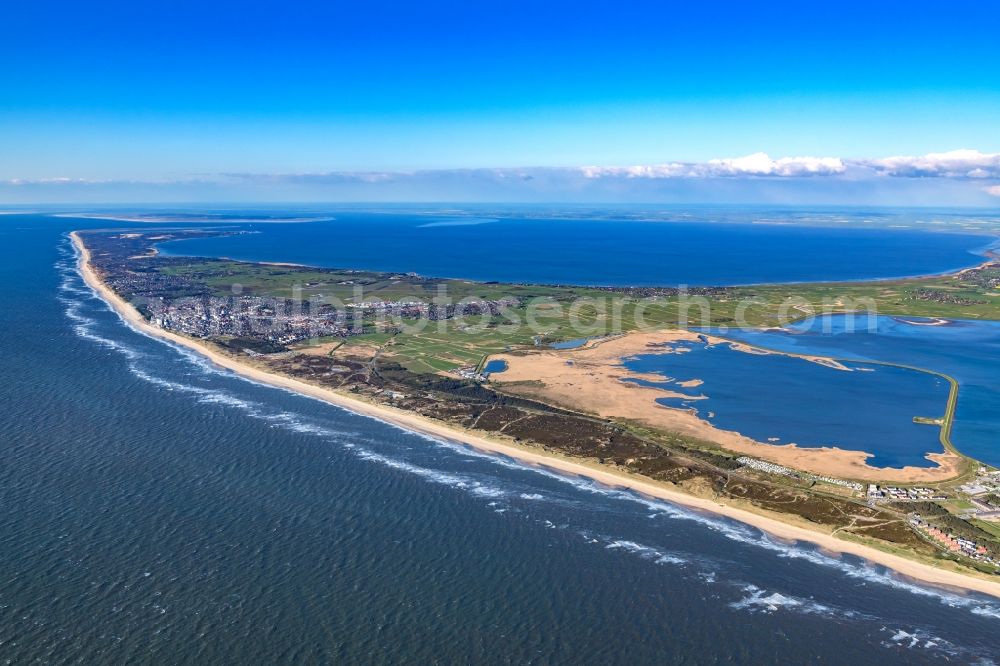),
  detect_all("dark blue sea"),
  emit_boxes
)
[2,212,1000,663]
[157,210,995,286]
